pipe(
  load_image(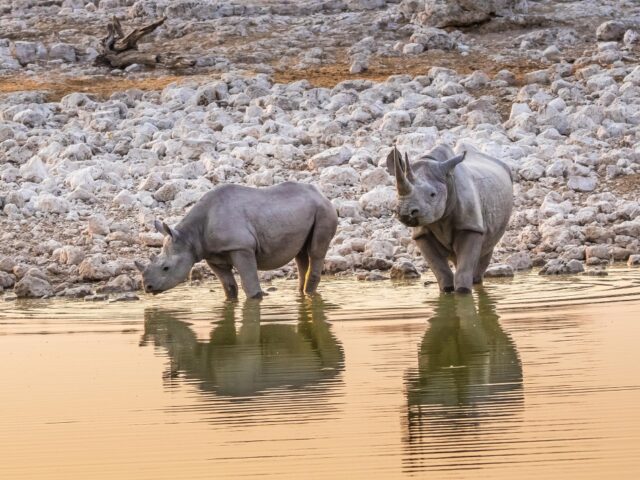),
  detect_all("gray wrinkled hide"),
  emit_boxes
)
[386,144,513,293]
[139,182,338,300]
